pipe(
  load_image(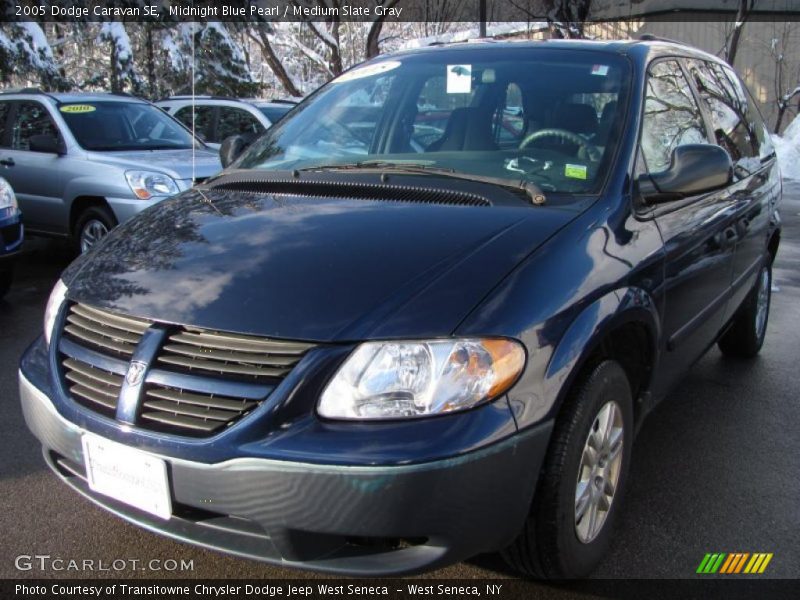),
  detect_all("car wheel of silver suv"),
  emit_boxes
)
[75,205,117,254]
